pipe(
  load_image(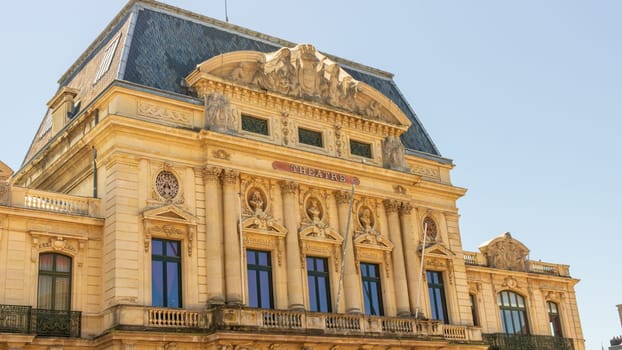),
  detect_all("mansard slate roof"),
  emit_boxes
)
[59,0,441,157]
